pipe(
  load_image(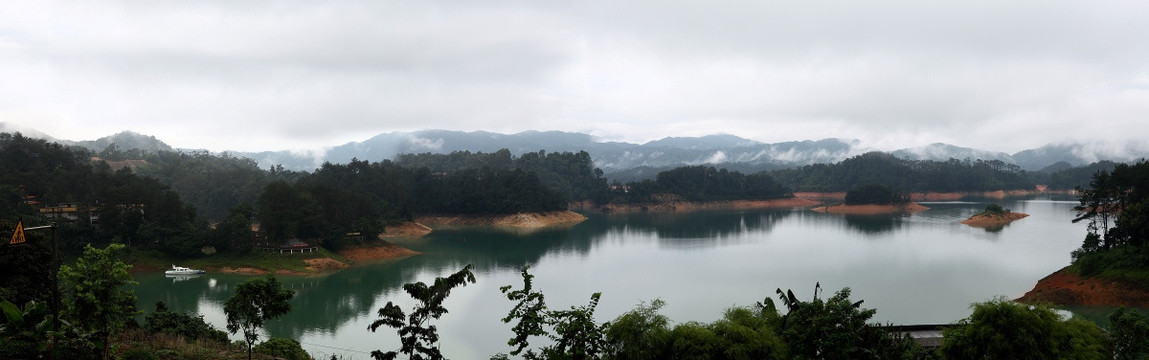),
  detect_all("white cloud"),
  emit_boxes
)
[0,0,1147,153]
